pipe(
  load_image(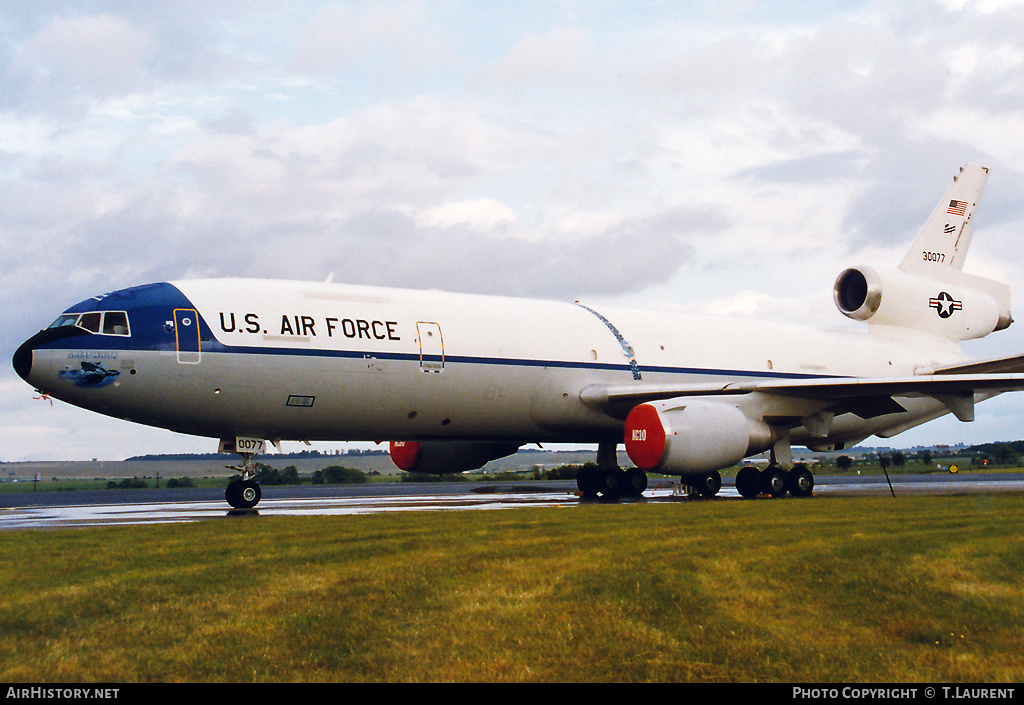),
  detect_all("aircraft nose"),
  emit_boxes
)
[13,336,35,383]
